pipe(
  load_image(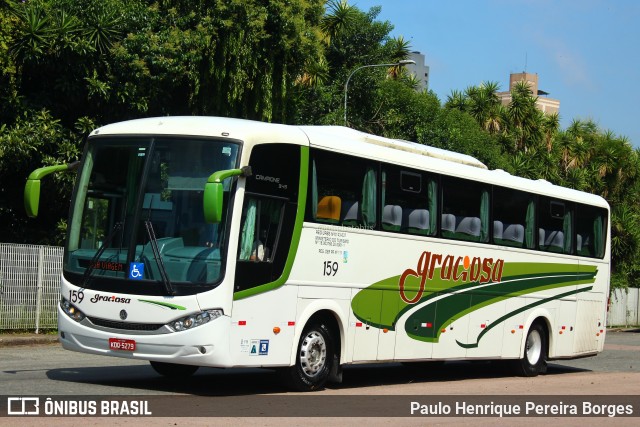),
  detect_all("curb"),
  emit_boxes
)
[607,327,640,333]
[0,334,59,348]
